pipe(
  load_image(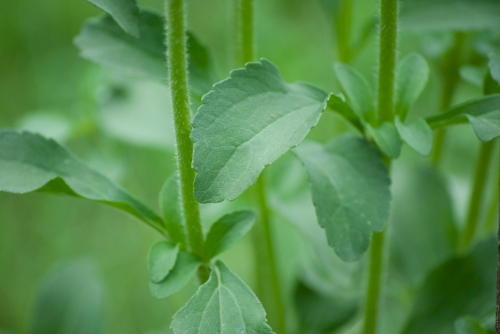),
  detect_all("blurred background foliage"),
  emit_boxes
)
[0,0,499,333]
